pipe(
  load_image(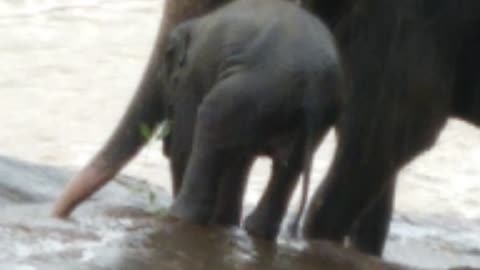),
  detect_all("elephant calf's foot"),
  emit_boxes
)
[169,199,213,225]
[244,212,280,240]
